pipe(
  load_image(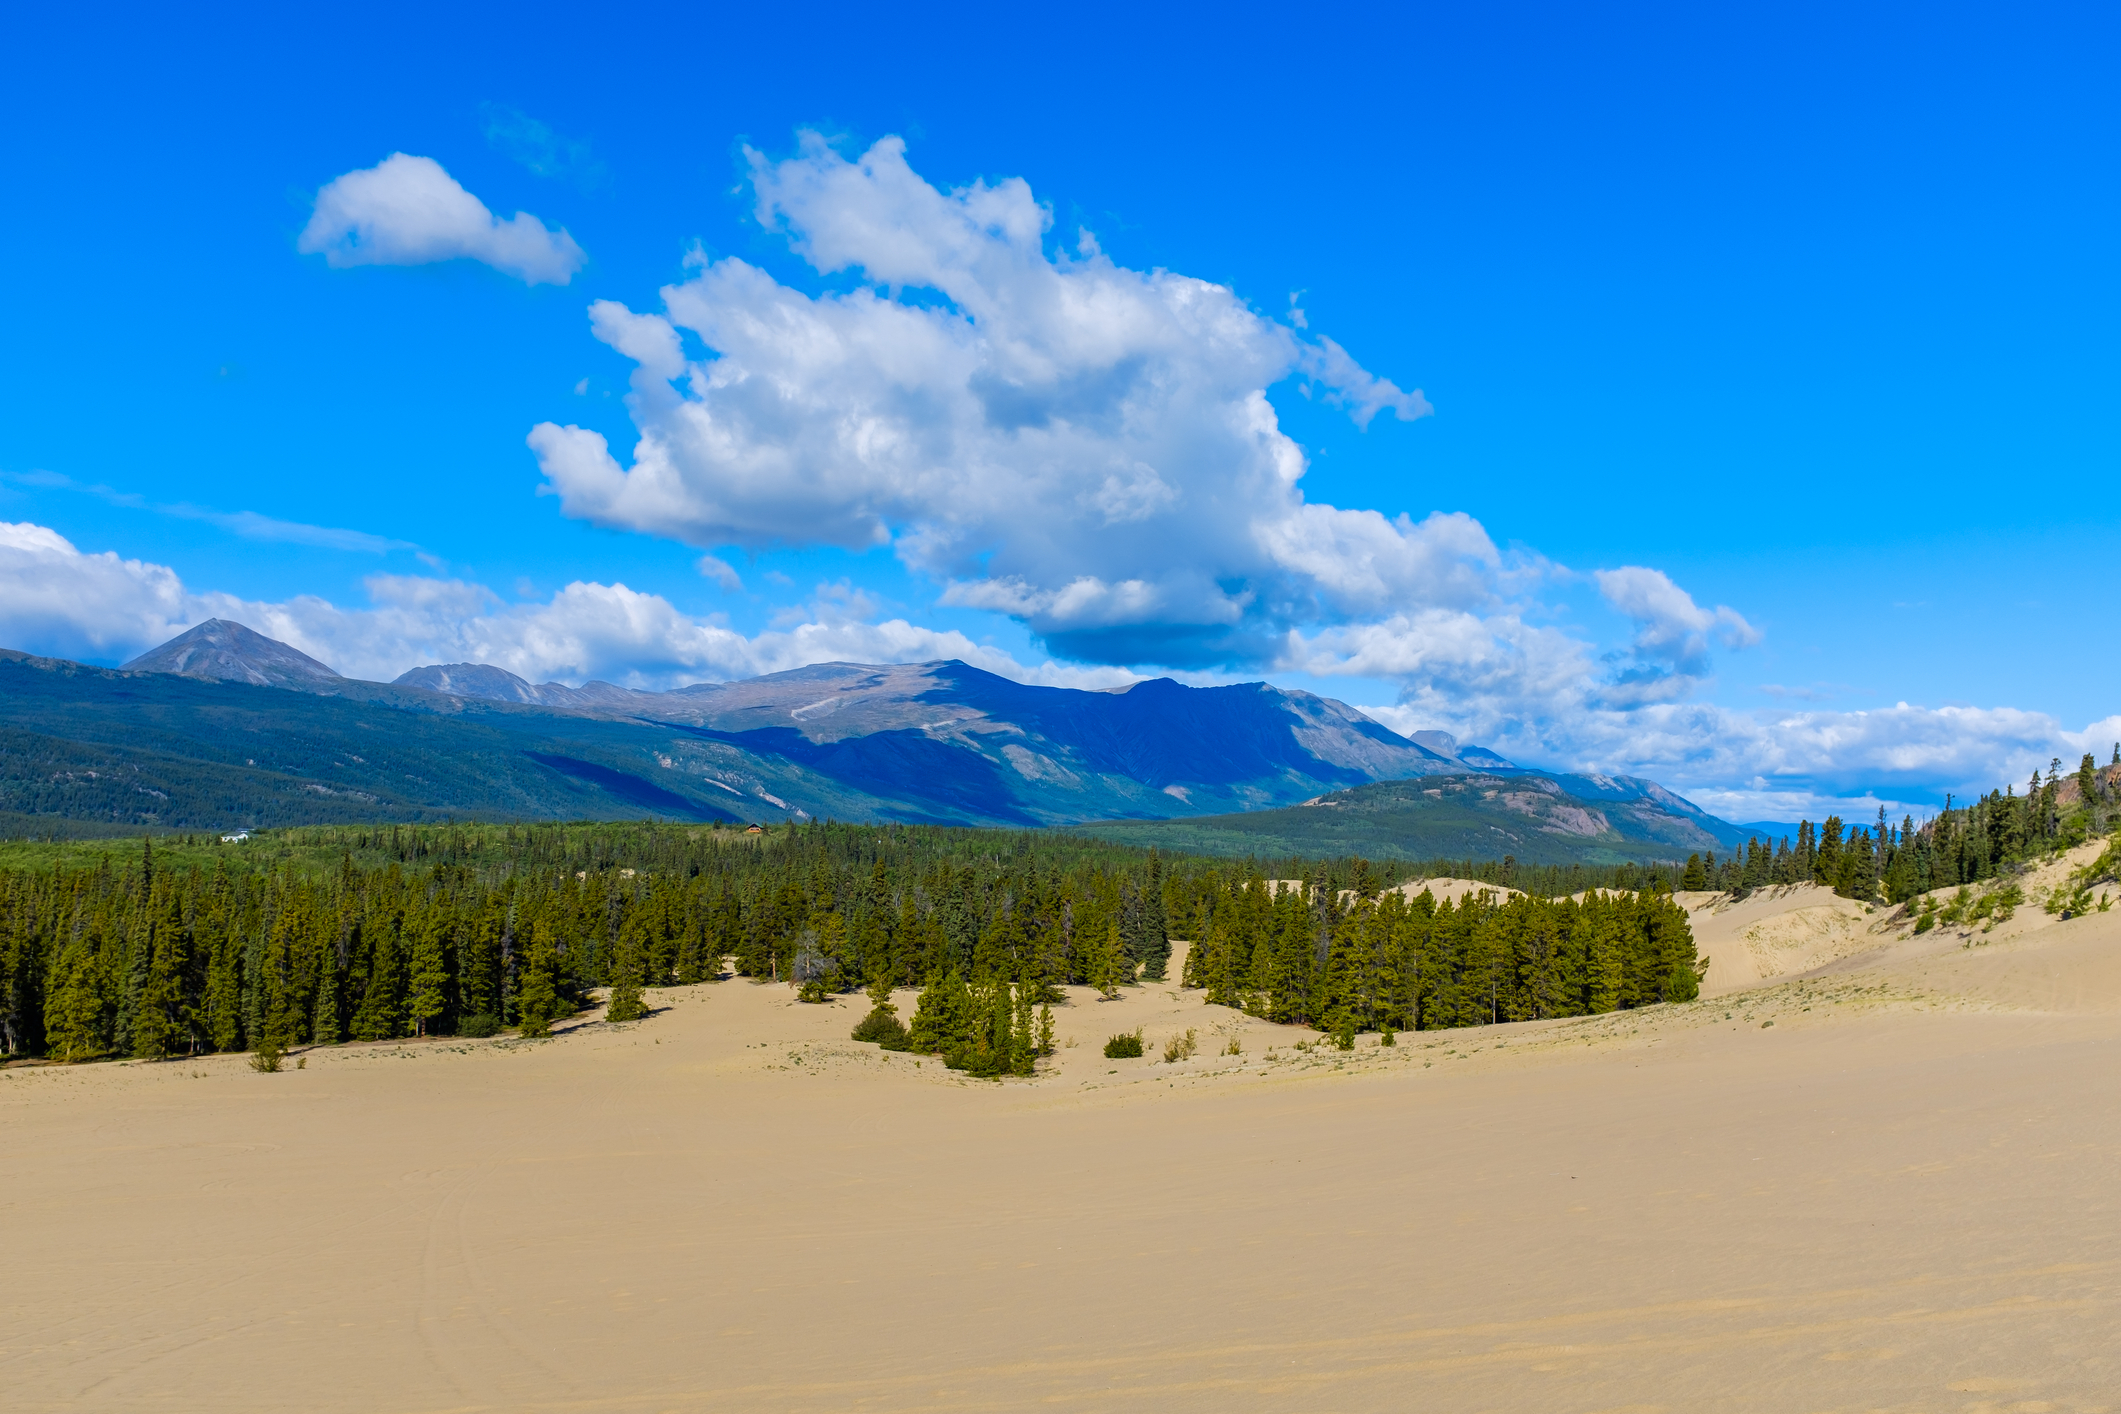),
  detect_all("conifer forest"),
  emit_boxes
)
[0,818,1705,1069]
[7,752,2107,1074]
[1676,752,2119,900]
